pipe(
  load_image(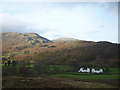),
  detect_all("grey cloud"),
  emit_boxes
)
[99,25,106,28]
[2,21,47,34]
[52,34,62,39]
[99,24,106,28]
